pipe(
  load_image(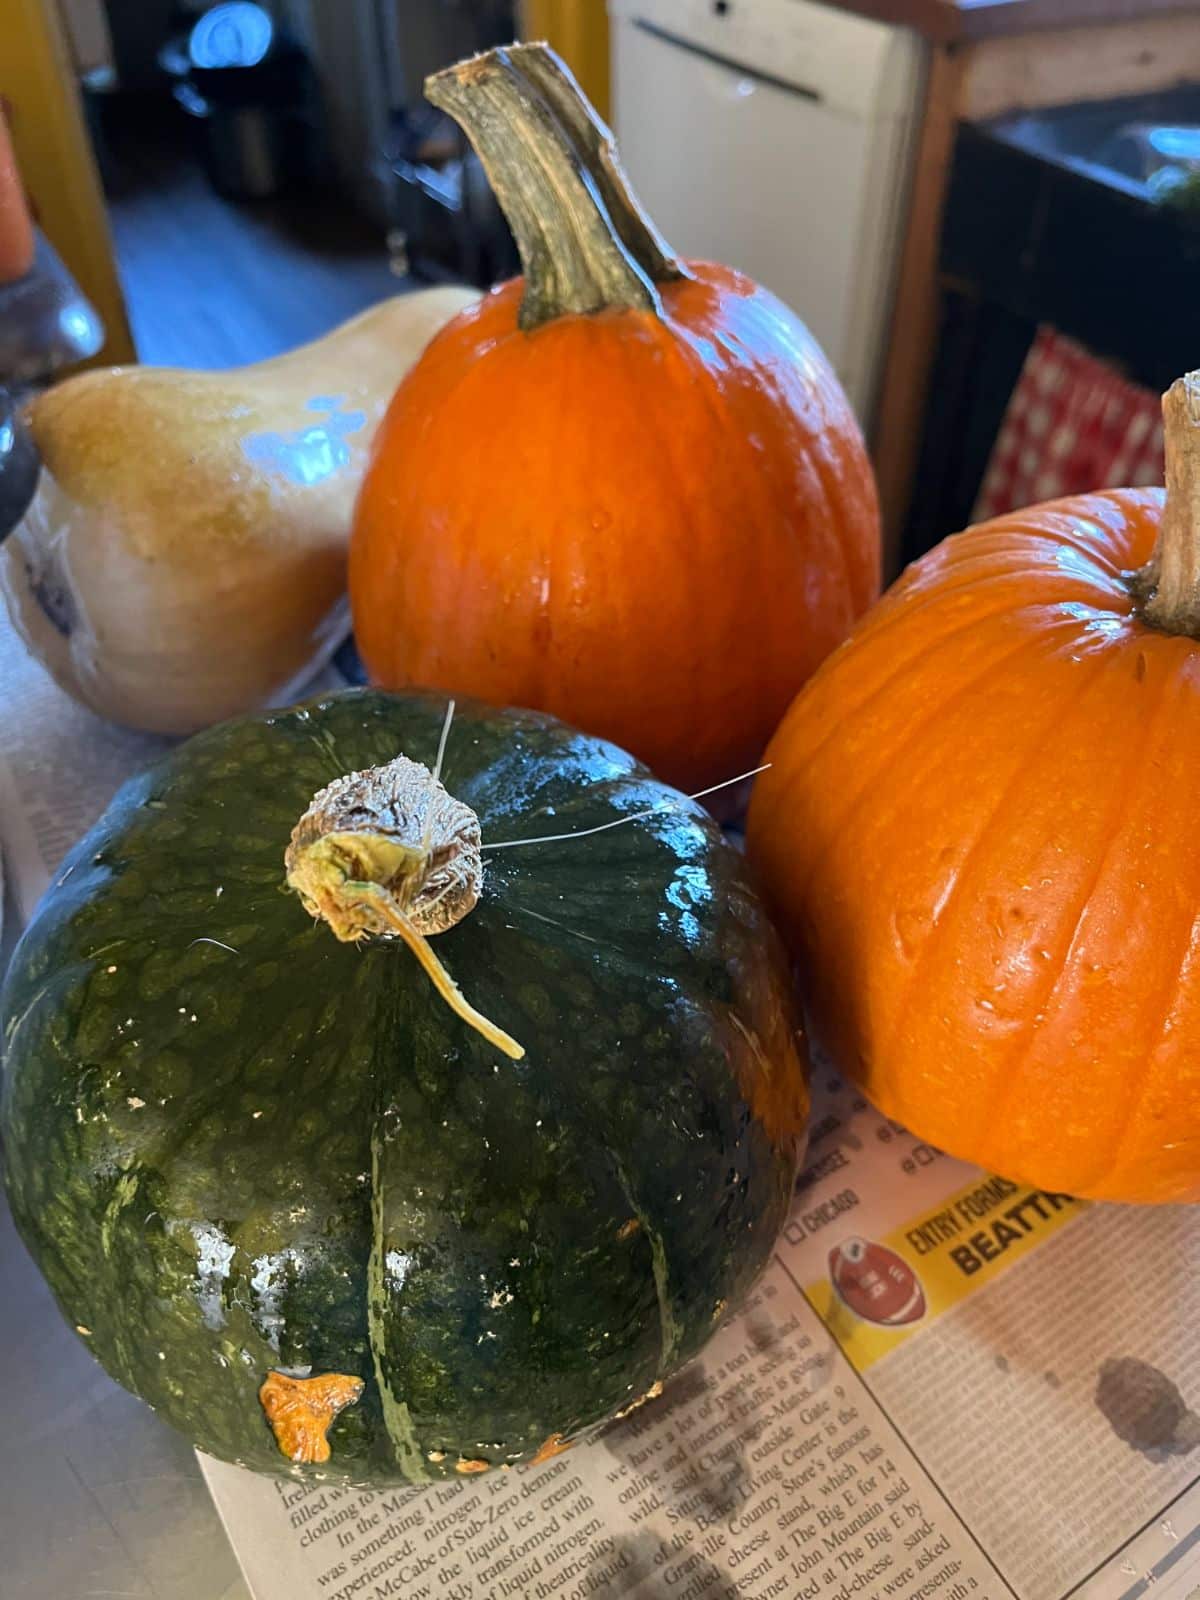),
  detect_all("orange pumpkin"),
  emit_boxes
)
[747,374,1200,1205]
[351,45,879,797]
